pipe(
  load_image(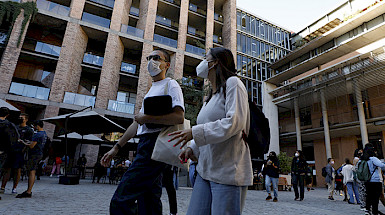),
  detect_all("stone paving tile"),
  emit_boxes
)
[1,177,384,215]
